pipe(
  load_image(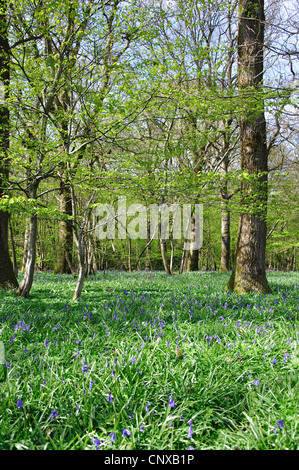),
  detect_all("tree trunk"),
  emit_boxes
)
[0,0,18,289]
[54,178,73,274]
[9,215,18,278]
[220,156,231,272]
[16,212,37,298]
[179,247,186,274]
[17,181,39,297]
[160,238,171,274]
[170,236,174,274]
[188,210,199,271]
[0,212,19,289]
[145,219,152,270]
[159,237,171,275]
[226,0,271,294]
[73,236,85,301]
[220,200,231,272]
[21,222,29,272]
